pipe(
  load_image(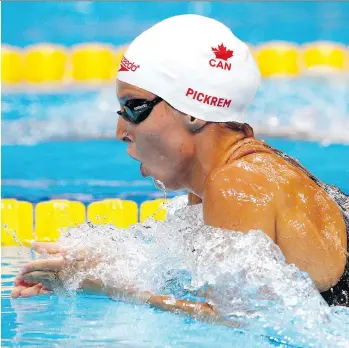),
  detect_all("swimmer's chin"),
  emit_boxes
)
[140,163,150,178]
[140,164,168,190]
